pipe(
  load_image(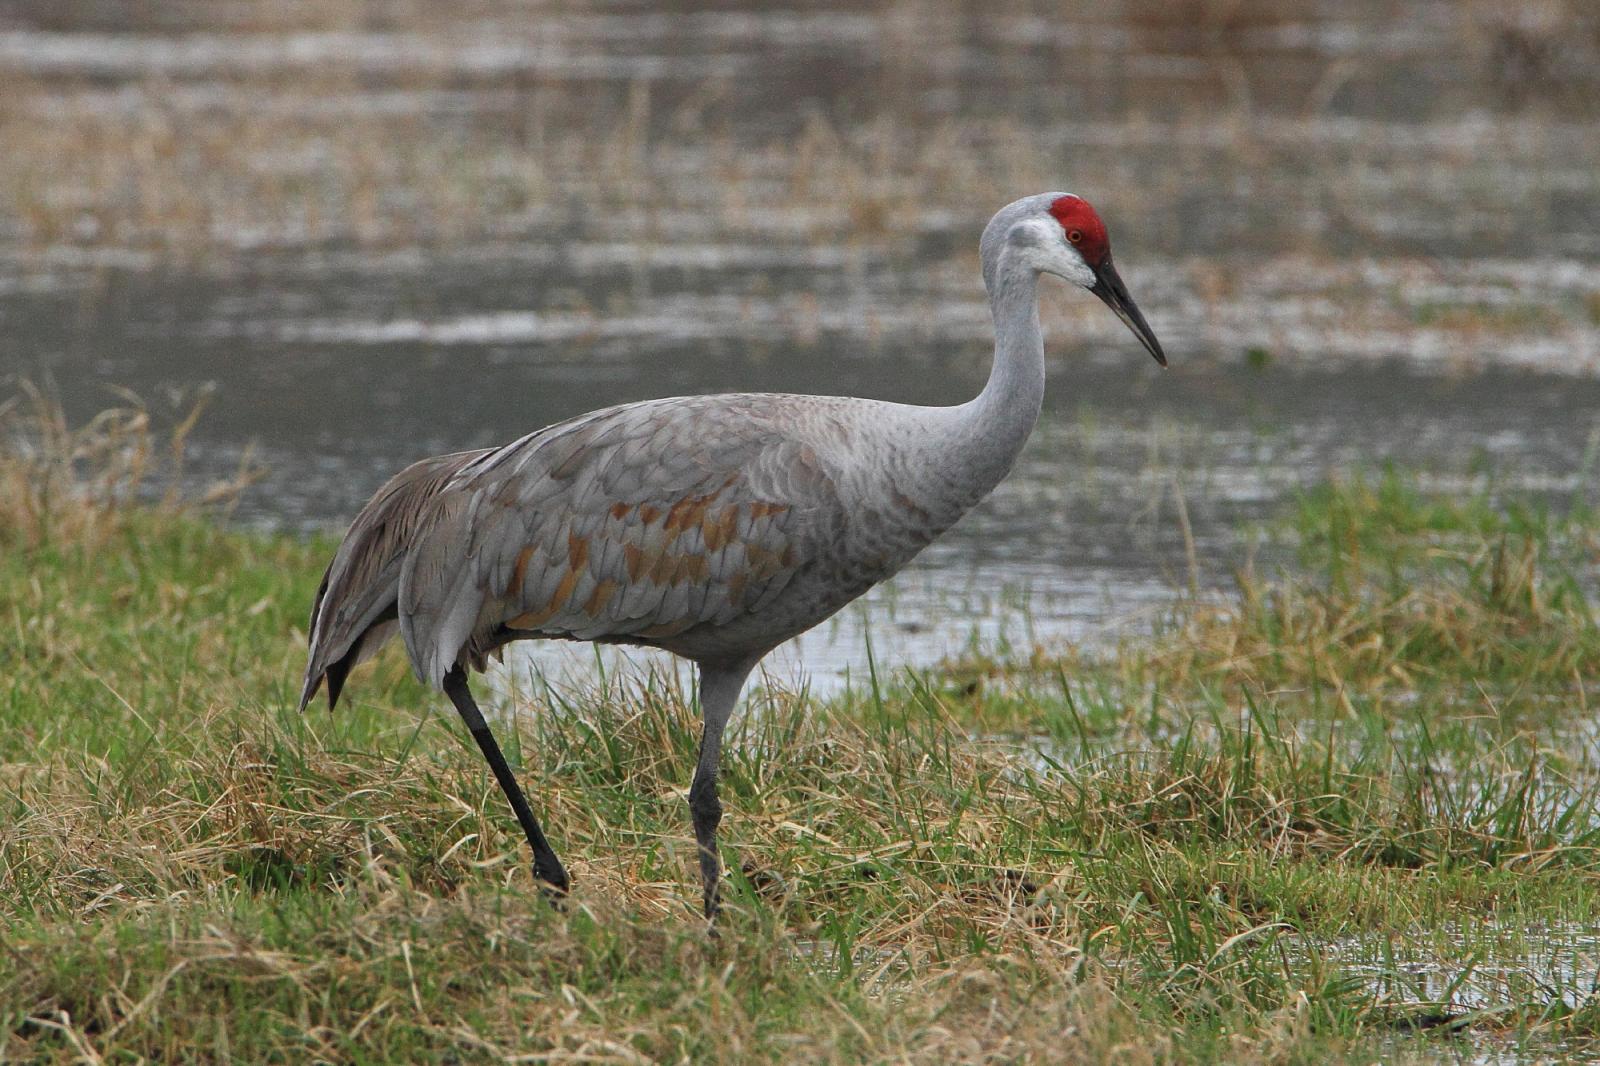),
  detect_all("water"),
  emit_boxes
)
[1323,922,1600,1065]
